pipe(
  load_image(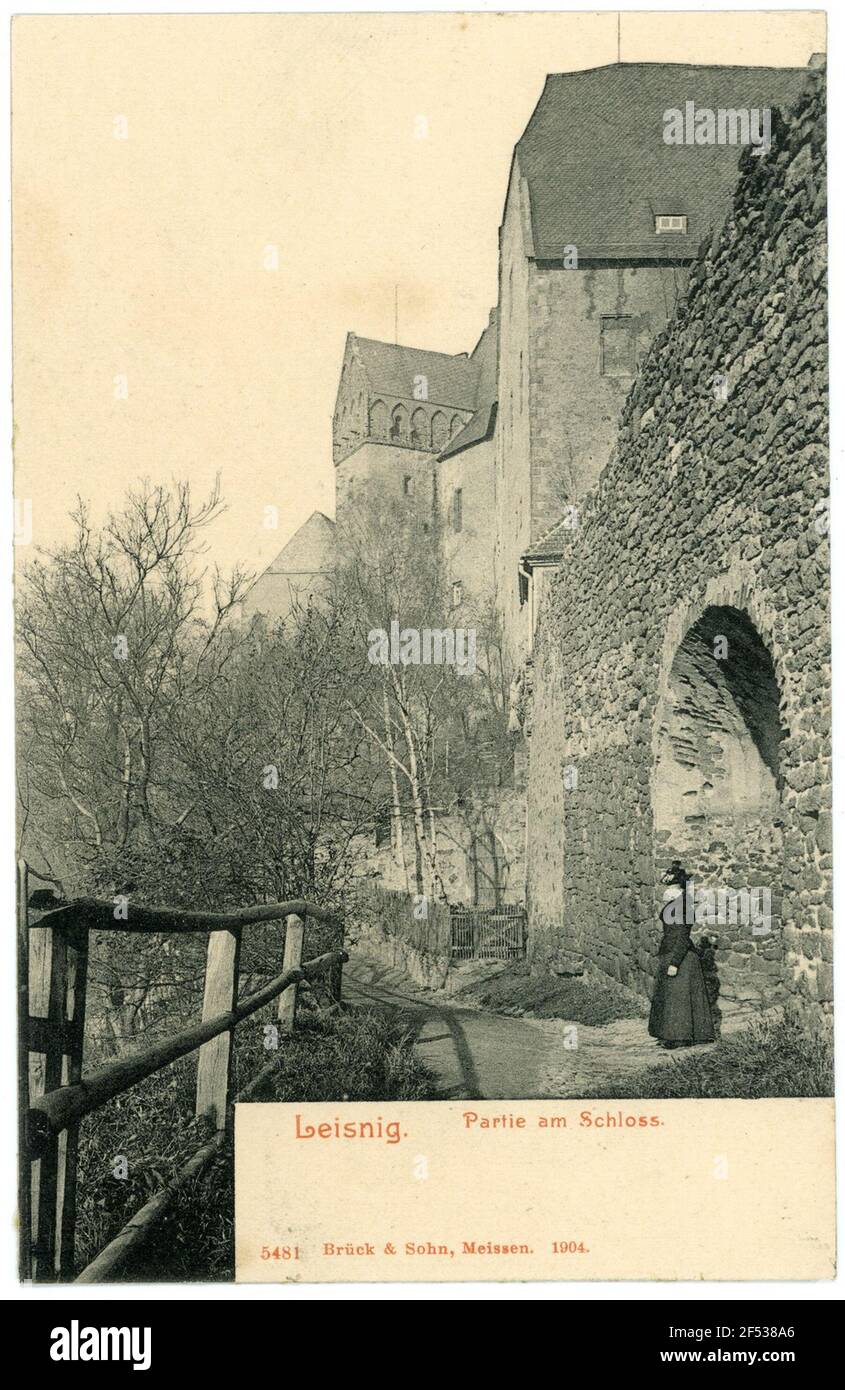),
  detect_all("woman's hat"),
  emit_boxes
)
[661,859,690,889]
